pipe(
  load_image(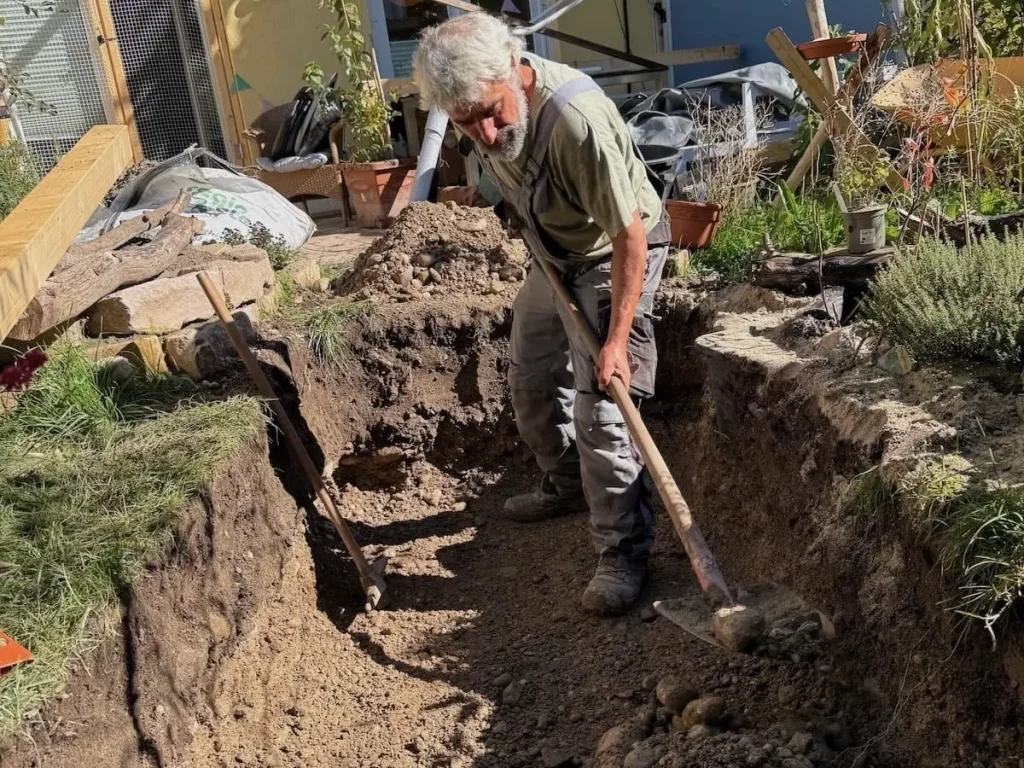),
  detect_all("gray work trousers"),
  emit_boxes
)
[508,245,668,558]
